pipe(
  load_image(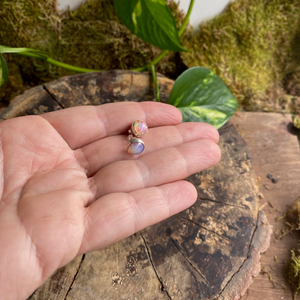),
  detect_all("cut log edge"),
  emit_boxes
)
[217,210,272,300]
